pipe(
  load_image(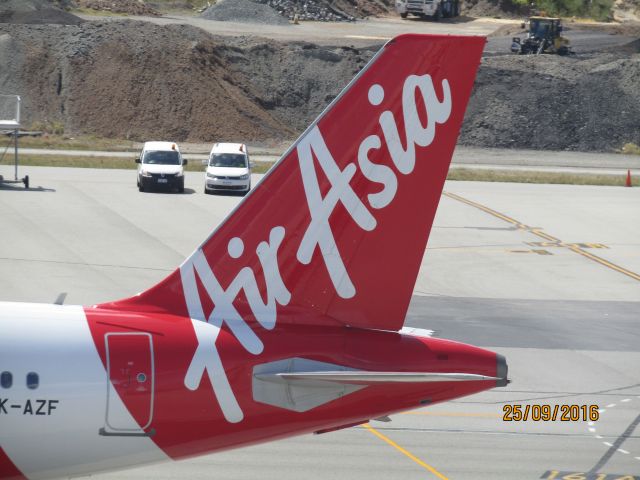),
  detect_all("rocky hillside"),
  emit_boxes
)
[0,19,639,151]
[461,52,640,151]
[614,0,640,21]
[0,21,373,143]
[0,0,84,24]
